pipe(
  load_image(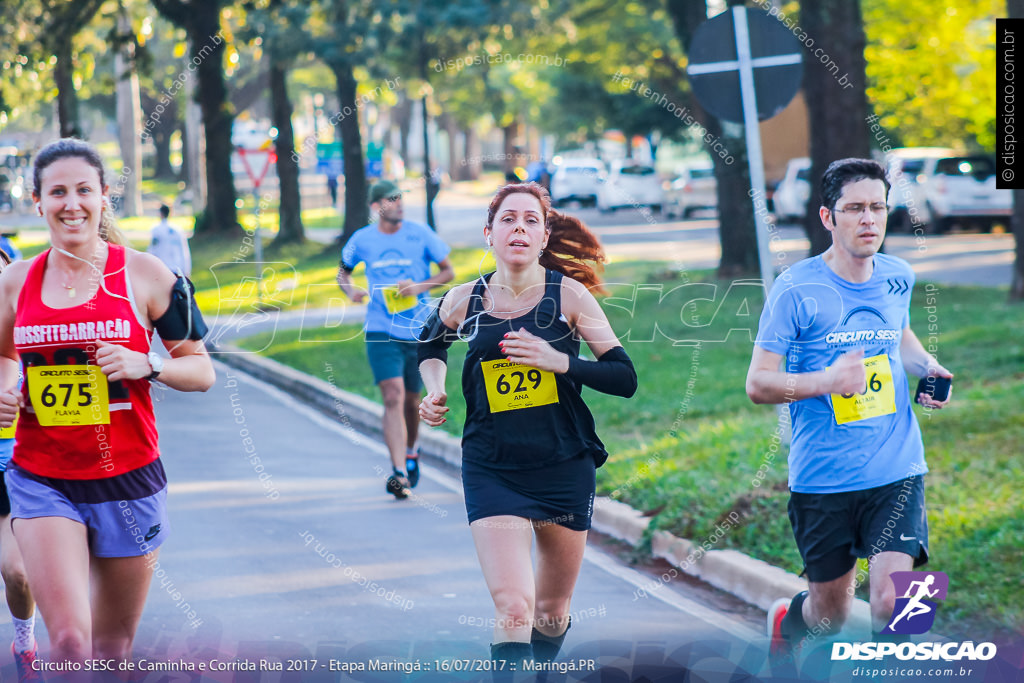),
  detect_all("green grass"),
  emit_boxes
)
[236,260,1023,639]
[189,239,494,318]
